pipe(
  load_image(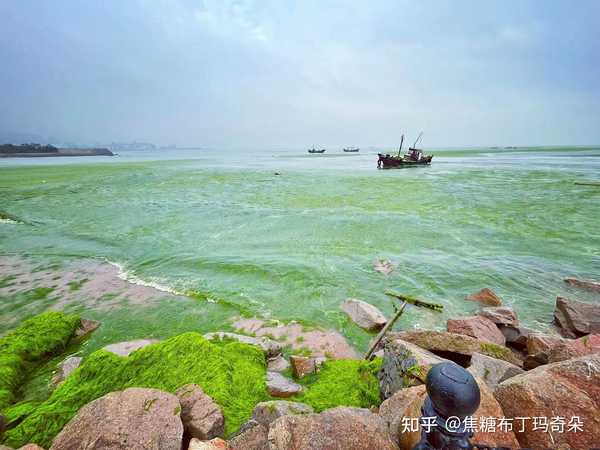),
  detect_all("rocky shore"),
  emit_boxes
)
[0,144,113,158]
[1,271,599,448]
